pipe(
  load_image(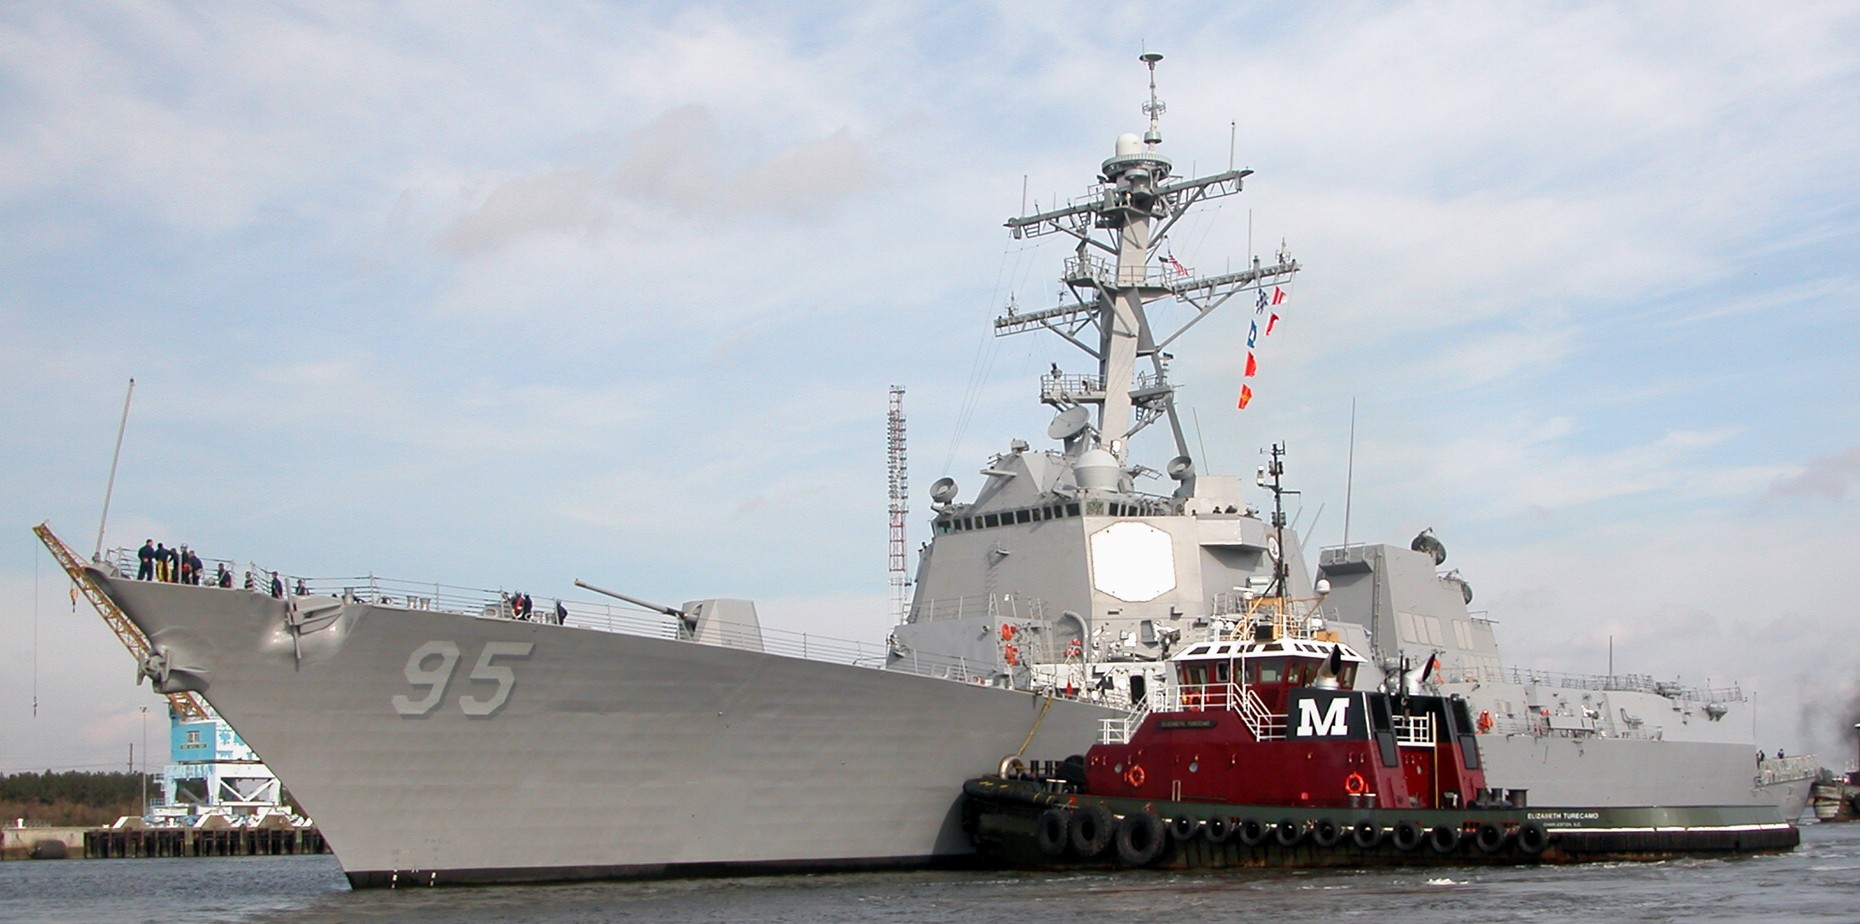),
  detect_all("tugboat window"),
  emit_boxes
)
[1254,659,1283,684]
